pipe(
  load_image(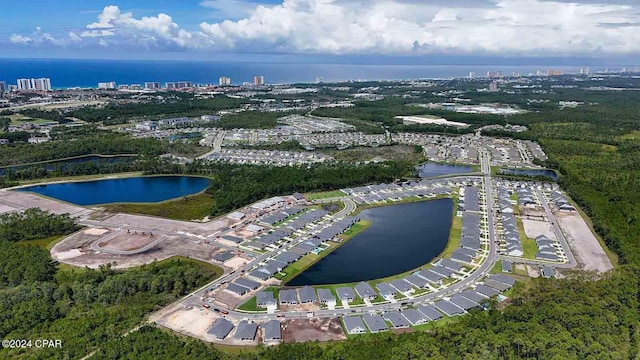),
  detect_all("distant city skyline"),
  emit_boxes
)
[2,0,640,63]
